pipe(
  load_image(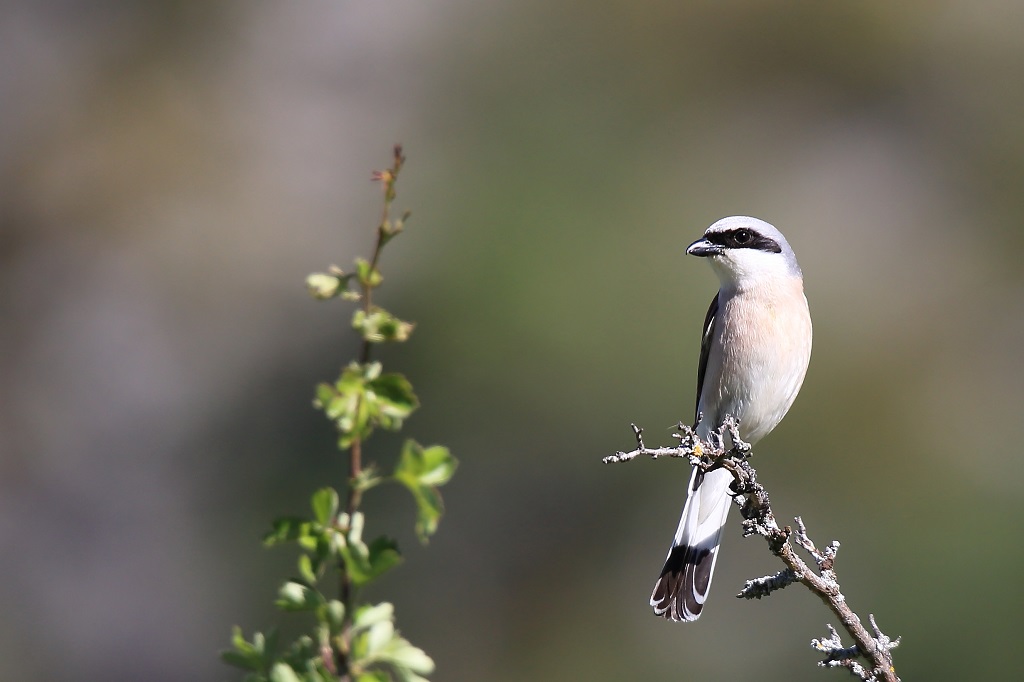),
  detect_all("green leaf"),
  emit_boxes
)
[397,443,457,487]
[355,258,383,288]
[310,487,339,526]
[379,224,397,247]
[276,581,323,612]
[322,600,346,634]
[336,513,402,586]
[356,632,435,681]
[264,517,315,547]
[367,536,403,578]
[269,662,302,682]
[353,464,384,493]
[306,272,352,300]
[393,441,458,542]
[222,626,277,672]
[297,553,317,585]
[353,602,395,630]
[345,510,364,543]
[364,620,396,655]
[378,210,410,248]
[220,649,258,671]
[366,372,418,429]
[355,673,391,682]
[314,363,418,449]
[313,382,342,418]
[279,635,322,677]
[341,534,403,587]
[313,529,338,567]
[385,639,435,675]
[352,307,415,344]
[411,486,443,542]
[231,625,256,653]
